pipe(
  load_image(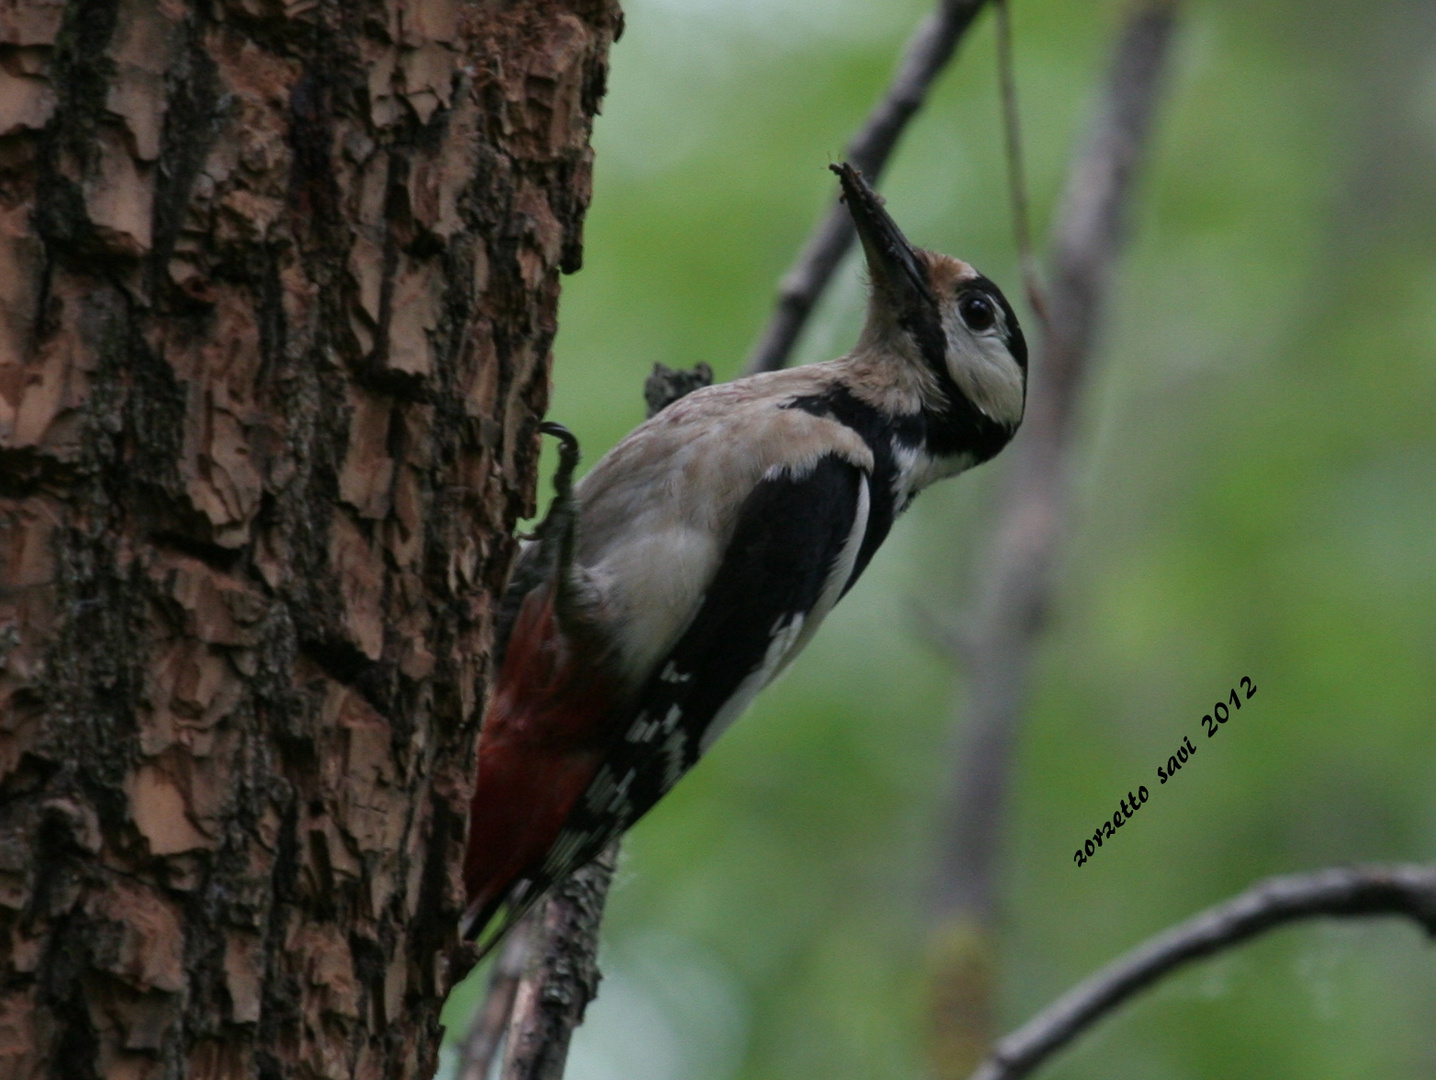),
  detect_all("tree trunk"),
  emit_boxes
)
[0,1,621,1077]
